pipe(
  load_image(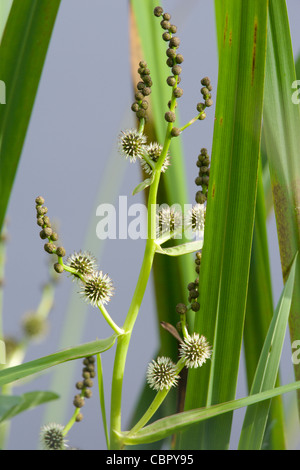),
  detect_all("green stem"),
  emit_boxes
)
[63,406,81,436]
[127,358,186,436]
[179,110,206,132]
[109,119,174,450]
[98,304,124,336]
